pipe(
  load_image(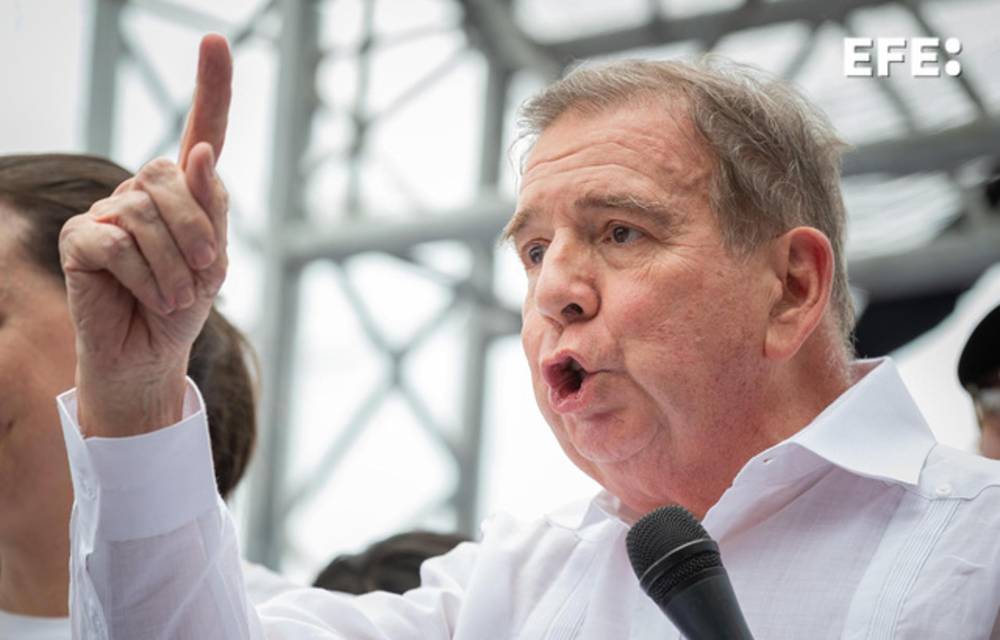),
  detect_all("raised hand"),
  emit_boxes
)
[60,34,233,437]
